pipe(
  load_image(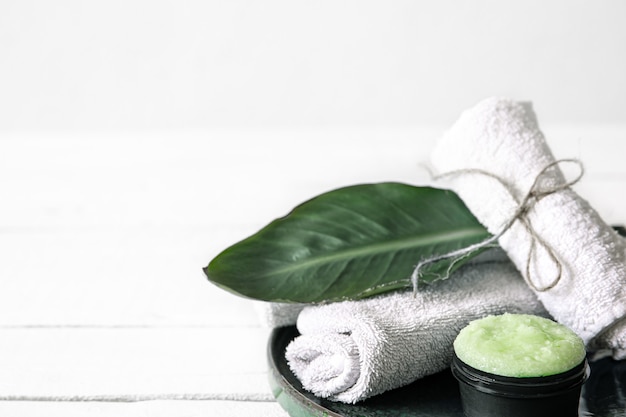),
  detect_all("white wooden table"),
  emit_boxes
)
[1,127,624,416]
